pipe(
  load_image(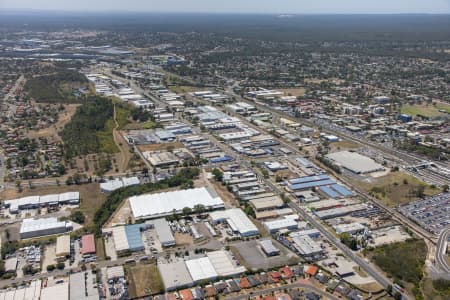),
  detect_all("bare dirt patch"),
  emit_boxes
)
[137,142,185,152]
